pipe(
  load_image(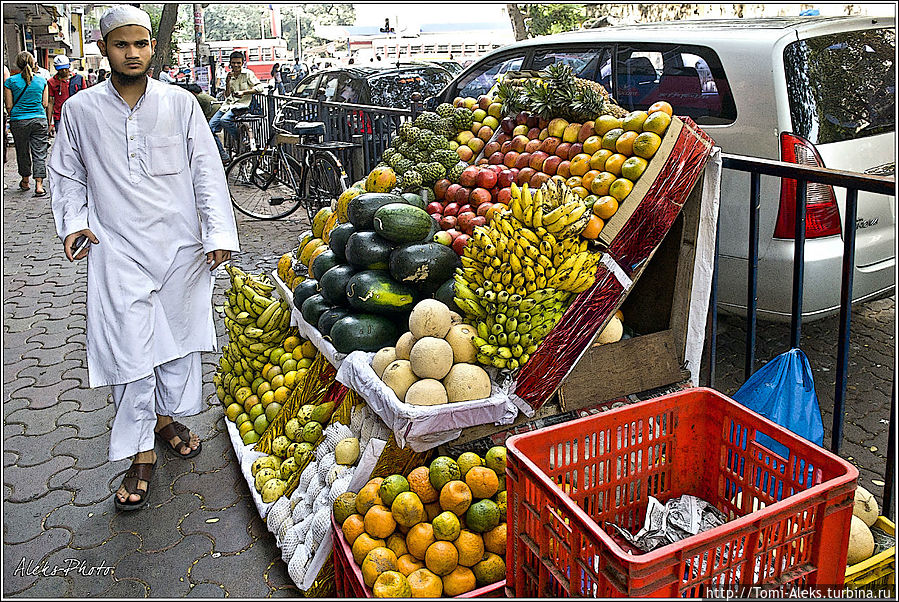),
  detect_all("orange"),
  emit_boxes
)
[568,153,592,176]
[484,447,506,475]
[565,176,583,189]
[648,100,673,116]
[582,134,604,155]
[396,553,425,576]
[609,177,635,202]
[472,552,506,587]
[440,480,473,516]
[407,466,439,504]
[408,567,443,597]
[465,467,500,499]
[633,131,662,159]
[392,491,427,528]
[581,170,600,192]
[495,491,507,521]
[356,478,385,515]
[621,156,648,181]
[443,565,477,596]
[594,115,623,136]
[615,130,639,156]
[365,504,397,539]
[643,110,672,136]
[342,513,367,546]
[455,453,483,479]
[406,522,436,560]
[425,541,459,576]
[379,474,411,507]
[604,154,627,177]
[424,502,443,522]
[622,110,649,132]
[352,532,386,565]
[386,532,409,558]
[362,547,399,587]
[465,499,500,534]
[454,529,486,567]
[590,172,617,197]
[571,186,590,200]
[433,511,462,541]
[592,195,619,220]
[429,456,461,492]
[601,128,624,151]
[483,523,507,555]
[334,492,358,526]
[580,215,604,240]
[283,335,302,353]
[372,570,411,598]
[589,149,613,171]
